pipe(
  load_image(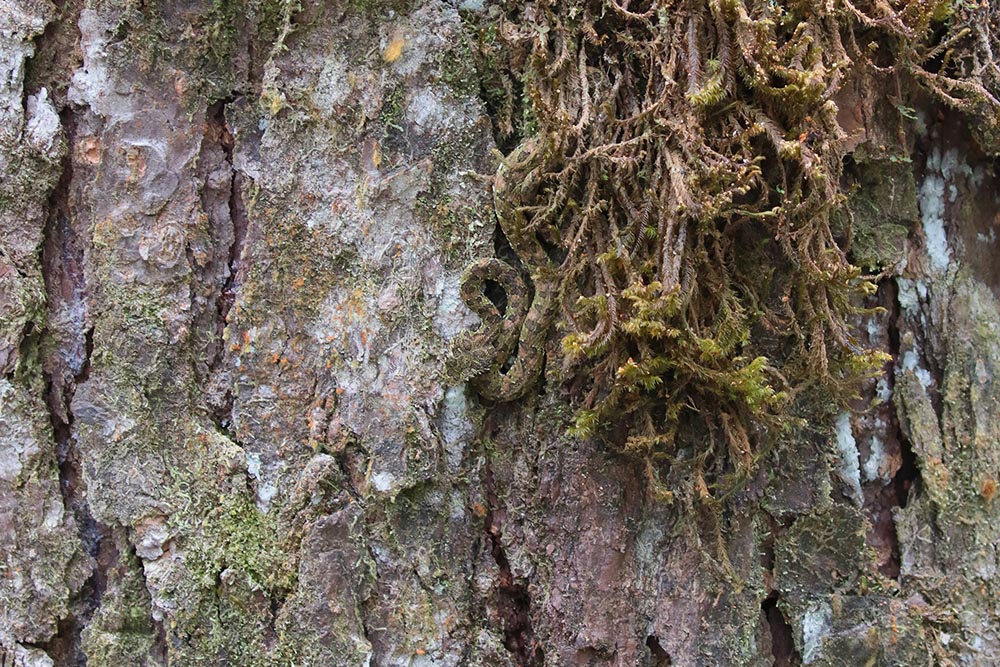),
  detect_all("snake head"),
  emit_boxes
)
[443,331,496,386]
[493,138,542,204]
